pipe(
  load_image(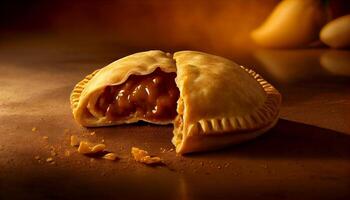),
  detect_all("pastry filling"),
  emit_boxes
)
[96,68,179,122]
